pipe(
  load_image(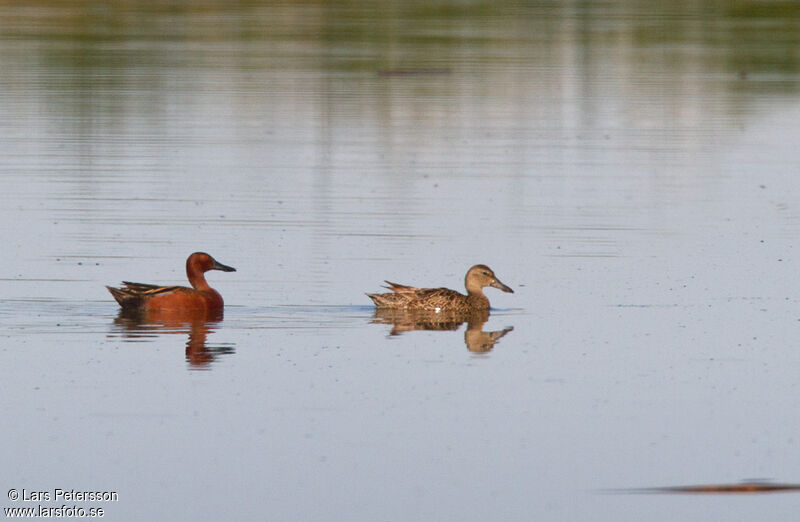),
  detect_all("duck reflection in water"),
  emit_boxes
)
[371,308,513,353]
[111,307,234,369]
